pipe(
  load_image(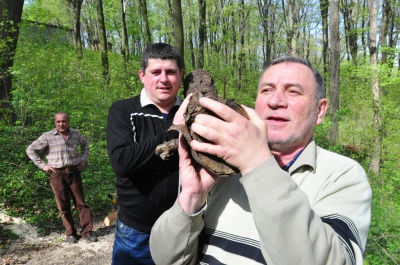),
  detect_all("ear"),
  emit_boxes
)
[315,99,328,125]
[138,69,145,83]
